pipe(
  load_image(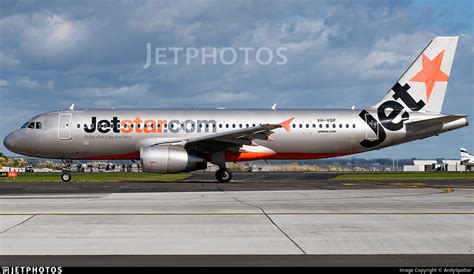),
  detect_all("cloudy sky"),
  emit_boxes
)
[0,0,472,159]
